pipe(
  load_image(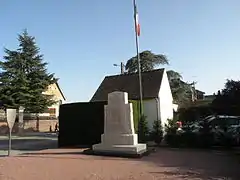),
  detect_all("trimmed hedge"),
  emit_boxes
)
[129,100,140,132]
[165,122,239,149]
[58,101,106,147]
[165,132,216,148]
